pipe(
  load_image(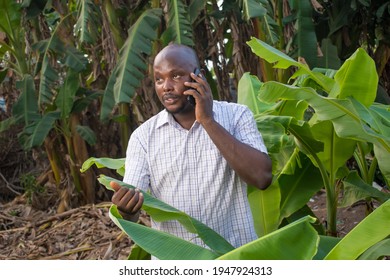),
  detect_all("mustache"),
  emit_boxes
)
[162,93,180,100]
